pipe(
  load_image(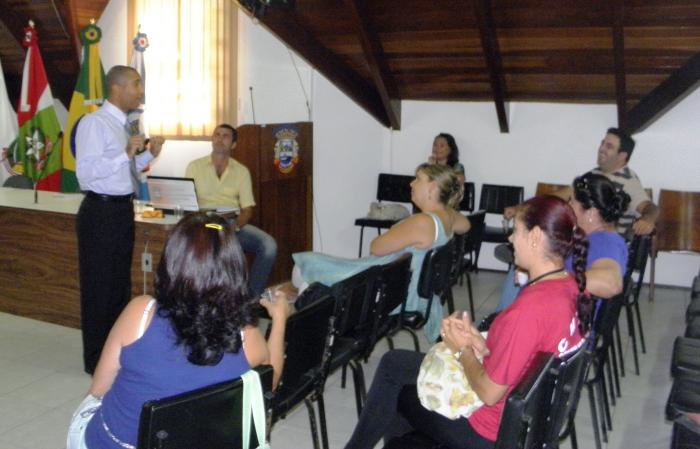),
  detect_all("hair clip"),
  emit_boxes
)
[205,223,223,230]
